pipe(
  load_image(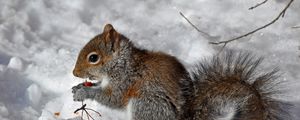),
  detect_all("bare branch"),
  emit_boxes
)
[179,12,212,37]
[210,0,294,45]
[86,108,102,117]
[74,102,102,120]
[74,104,87,113]
[249,0,268,10]
[216,43,227,55]
[81,110,84,120]
[84,110,94,120]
